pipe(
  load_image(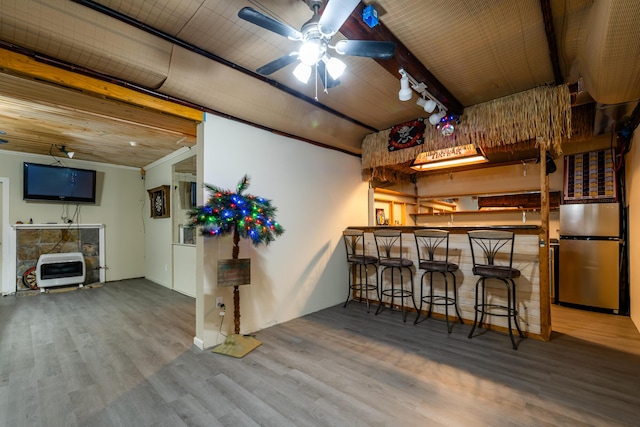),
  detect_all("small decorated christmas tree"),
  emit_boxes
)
[188,175,284,356]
